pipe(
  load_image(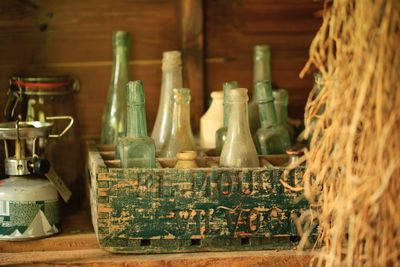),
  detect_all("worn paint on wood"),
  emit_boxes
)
[88,142,312,254]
